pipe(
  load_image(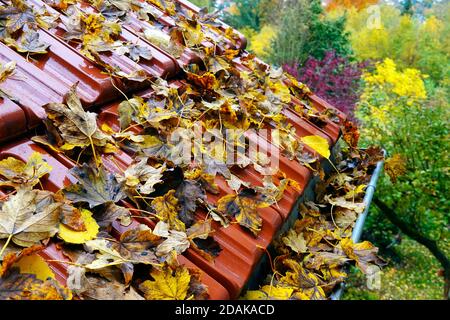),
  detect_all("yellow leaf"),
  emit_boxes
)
[244,285,294,300]
[301,135,330,159]
[282,229,307,254]
[344,184,367,200]
[13,254,55,281]
[261,285,294,300]
[217,190,263,236]
[58,209,99,244]
[384,154,407,183]
[151,190,185,232]
[244,290,268,300]
[139,265,191,300]
[0,152,52,188]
